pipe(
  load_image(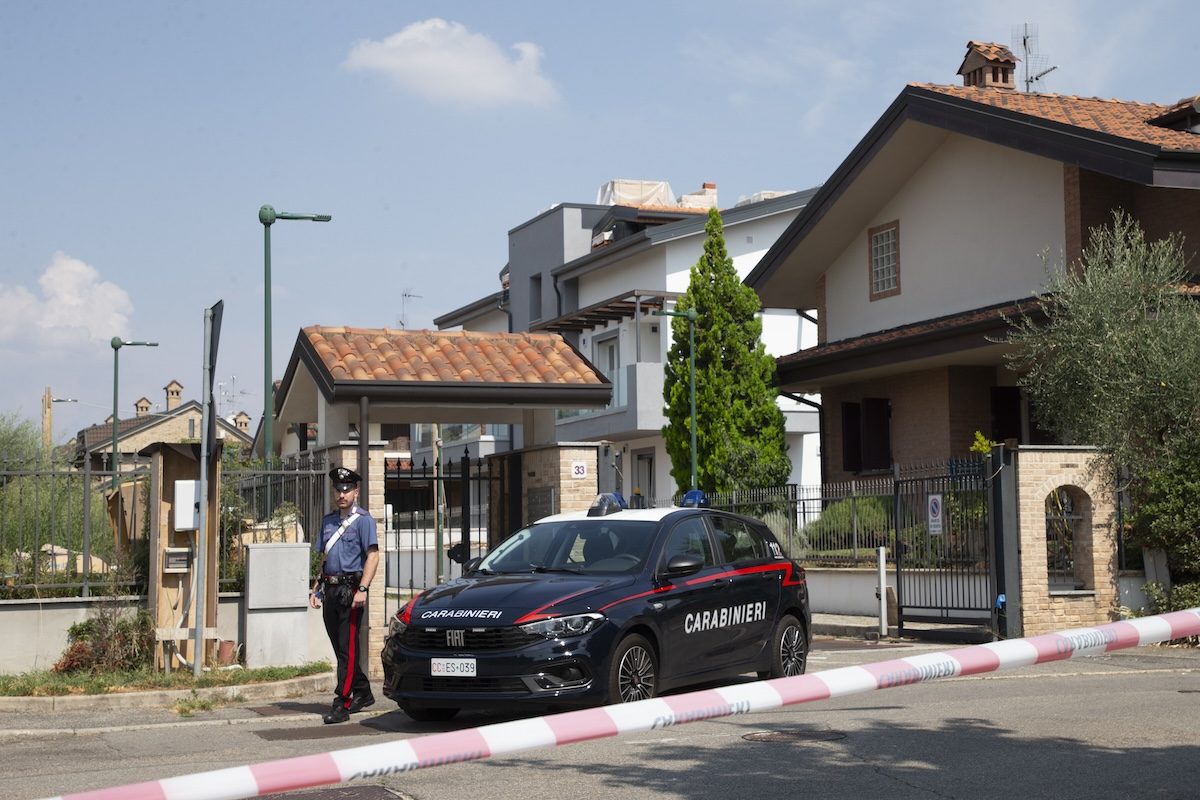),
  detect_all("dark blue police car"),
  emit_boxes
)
[381,493,810,722]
